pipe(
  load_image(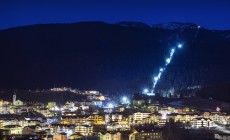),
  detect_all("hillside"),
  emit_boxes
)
[0,21,230,95]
